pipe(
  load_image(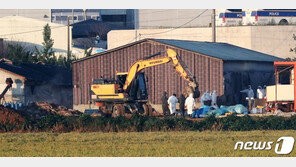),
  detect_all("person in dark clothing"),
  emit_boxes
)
[161,91,169,116]
[179,92,186,117]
